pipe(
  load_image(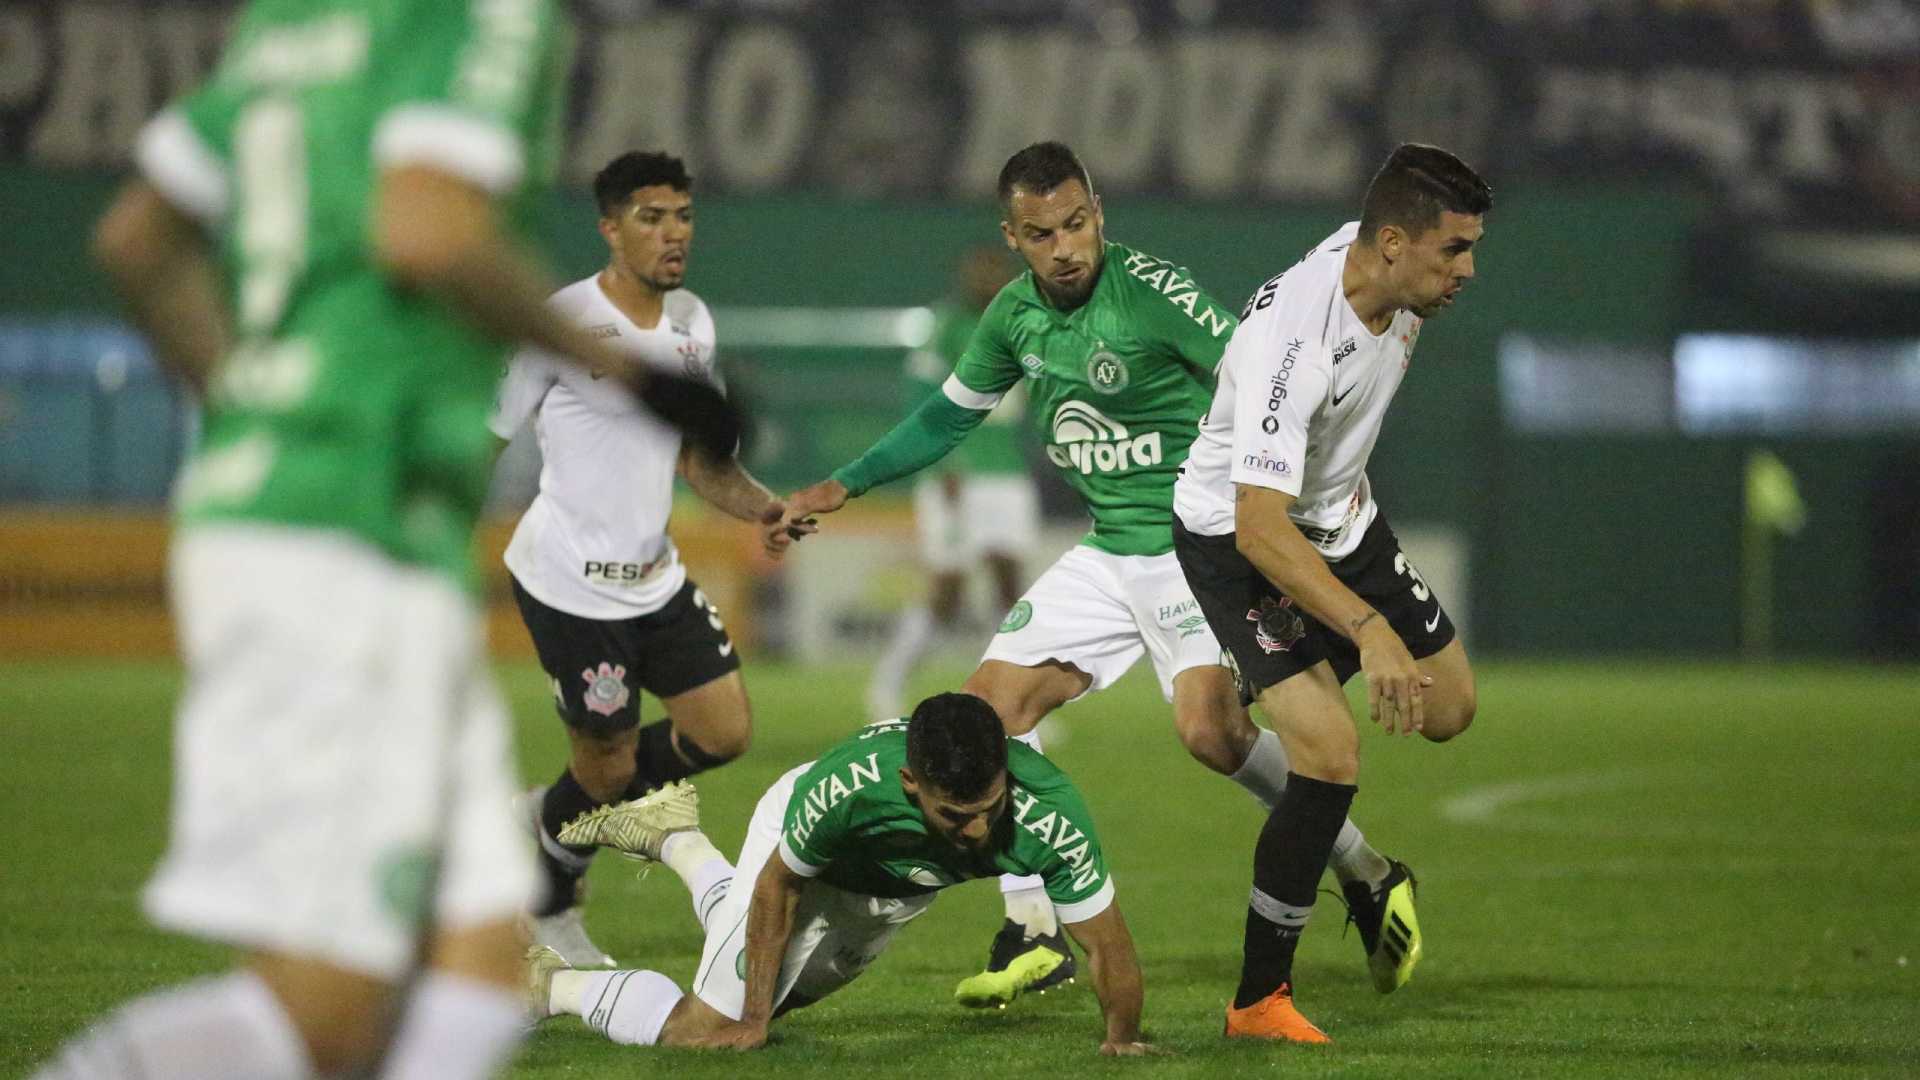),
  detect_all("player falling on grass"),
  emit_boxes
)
[34,3,736,1079]
[490,150,783,969]
[1171,143,1490,1042]
[529,693,1158,1055]
[867,244,1038,721]
[775,141,1419,1009]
